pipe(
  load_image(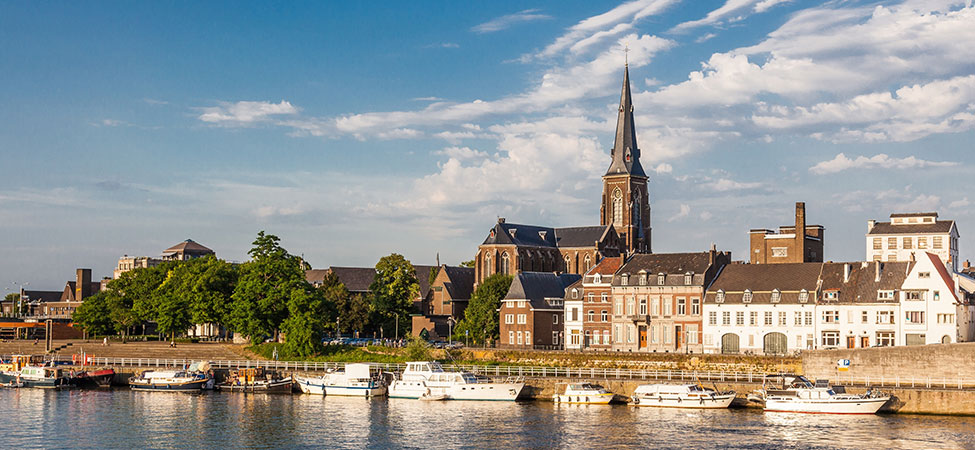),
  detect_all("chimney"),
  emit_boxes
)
[844,263,851,283]
[867,220,876,232]
[795,202,806,261]
[709,243,717,265]
[875,262,882,282]
[76,268,92,302]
